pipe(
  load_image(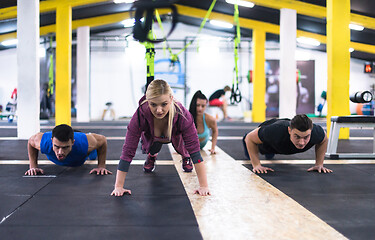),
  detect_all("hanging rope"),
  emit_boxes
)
[230,4,242,104]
